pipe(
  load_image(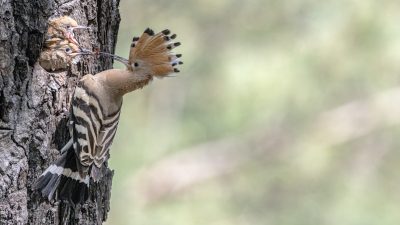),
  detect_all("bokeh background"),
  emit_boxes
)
[106,0,400,224]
